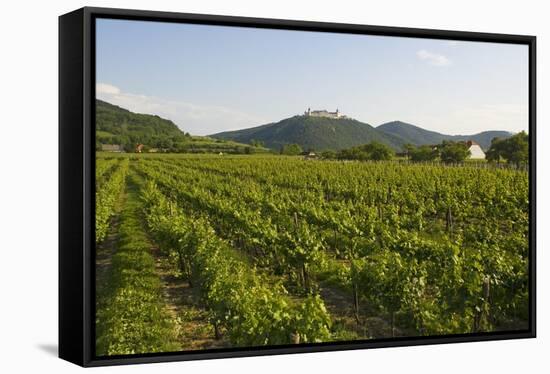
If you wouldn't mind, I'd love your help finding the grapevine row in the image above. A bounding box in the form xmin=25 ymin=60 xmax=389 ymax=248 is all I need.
xmin=140 ymin=177 xmax=333 ymax=345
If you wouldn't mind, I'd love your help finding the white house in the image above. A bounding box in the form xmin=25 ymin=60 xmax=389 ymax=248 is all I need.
xmin=466 ymin=140 xmax=485 ymax=159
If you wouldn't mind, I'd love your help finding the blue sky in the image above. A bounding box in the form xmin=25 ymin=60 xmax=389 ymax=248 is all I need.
xmin=96 ymin=18 xmax=528 ymax=136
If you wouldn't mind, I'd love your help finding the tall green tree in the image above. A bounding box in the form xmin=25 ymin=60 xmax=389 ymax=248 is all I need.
xmin=364 ymin=142 xmax=394 ymax=161
xmin=402 ymin=143 xmax=415 ymax=160
xmin=486 ymin=131 xmax=528 ymax=166
xmin=250 ymin=139 xmax=265 ymax=148
xmin=504 ymin=131 xmax=529 ymax=166
xmin=439 ymin=141 xmax=470 ymax=164
xmin=336 ymin=142 xmax=394 ymax=161
xmin=410 ymin=145 xmax=438 ymax=162
xmin=320 ymin=150 xmax=337 ymax=159
xmin=485 ymin=137 xmax=505 ymax=163
xmin=281 ymin=143 xmax=303 ymax=155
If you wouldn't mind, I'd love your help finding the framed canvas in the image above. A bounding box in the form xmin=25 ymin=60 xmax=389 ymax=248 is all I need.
xmin=59 ymin=6 xmax=536 ymax=367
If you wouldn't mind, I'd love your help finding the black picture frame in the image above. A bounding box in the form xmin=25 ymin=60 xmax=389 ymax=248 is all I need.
xmin=59 ymin=6 xmax=536 ymax=367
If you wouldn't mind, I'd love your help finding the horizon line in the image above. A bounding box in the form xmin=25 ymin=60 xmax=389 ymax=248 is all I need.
xmin=96 ymin=98 xmax=519 ymax=138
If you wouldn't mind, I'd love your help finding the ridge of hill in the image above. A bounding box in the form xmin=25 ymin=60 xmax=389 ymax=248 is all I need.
xmin=212 ymin=115 xmax=404 ymax=151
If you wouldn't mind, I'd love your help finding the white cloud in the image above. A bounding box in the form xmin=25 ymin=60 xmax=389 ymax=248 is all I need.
xmin=95 ymin=83 xmax=266 ymax=135
xmin=96 ymin=82 xmax=120 ymax=95
xmin=447 ymin=103 xmax=528 ymax=133
xmin=416 ymin=49 xmax=452 ymax=67
xmin=395 ymin=103 xmax=527 ymax=135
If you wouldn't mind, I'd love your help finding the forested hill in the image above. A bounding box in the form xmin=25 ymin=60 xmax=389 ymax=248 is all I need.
xmin=211 ymin=115 xmax=513 ymax=152
xmin=211 ymin=115 xmax=404 ymax=151
xmin=96 ymin=99 xmax=271 ymax=154
xmin=377 ymin=121 xmax=513 ymax=150
xmin=97 ymin=100 xmax=513 ymax=153
xmin=96 ymin=99 xmax=187 ymax=149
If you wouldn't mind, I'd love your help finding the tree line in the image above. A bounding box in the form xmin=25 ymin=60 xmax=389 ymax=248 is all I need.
xmin=312 ymin=131 xmax=529 ymax=165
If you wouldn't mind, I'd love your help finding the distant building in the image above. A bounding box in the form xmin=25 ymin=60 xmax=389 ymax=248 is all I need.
xmin=466 ymin=140 xmax=485 ymax=159
xmin=304 ymin=107 xmax=347 ymax=119
xmin=303 ymin=151 xmax=319 ymax=160
xmin=100 ymin=144 xmax=123 ymax=152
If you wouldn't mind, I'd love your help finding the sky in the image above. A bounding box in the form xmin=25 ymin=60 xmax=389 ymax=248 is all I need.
xmin=96 ymin=18 xmax=529 ymax=136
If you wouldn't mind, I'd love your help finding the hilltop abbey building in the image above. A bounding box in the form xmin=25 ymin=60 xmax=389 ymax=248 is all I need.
xmin=304 ymin=108 xmax=347 ymax=119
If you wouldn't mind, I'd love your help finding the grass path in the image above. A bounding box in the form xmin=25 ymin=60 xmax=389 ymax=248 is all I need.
xmin=95 ymin=184 xmax=126 ymax=334
xmin=95 ymin=170 xmax=180 ymax=356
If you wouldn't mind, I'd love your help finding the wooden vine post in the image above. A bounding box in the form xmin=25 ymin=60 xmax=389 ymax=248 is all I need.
xmin=293 ymin=211 xmax=310 ymax=292
xmin=446 ymin=206 xmax=453 ymax=233
xmin=473 ymin=277 xmax=491 ymax=332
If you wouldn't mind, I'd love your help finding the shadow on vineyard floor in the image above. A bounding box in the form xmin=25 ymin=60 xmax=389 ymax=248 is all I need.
xmin=150 ymin=246 xmax=229 ymax=350
xmin=127 ymin=167 xmax=229 ymax=350
xmin=96 ymin=189 xmax=126 ymax=309
xmin=319 ymin=282 xmax=412 ymax=339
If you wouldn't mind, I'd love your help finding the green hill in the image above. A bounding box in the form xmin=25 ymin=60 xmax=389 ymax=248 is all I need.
xmin=96 ymin=100 xmax=268 ymax=154
xmin=377 ymin=121 xmax=512 ymax=150
xmin=376 ymin=121 xmax=449 ymax=145
xmin=211 ymin=115 xmax=404 ymax=151
xmin=96 ymin=99 xmax=187 ymax=148
xmin=97 ymin=100 xmax=512 ymax=153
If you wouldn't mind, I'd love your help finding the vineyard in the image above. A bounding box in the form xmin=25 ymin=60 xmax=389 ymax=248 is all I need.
xmin=95 ymin=154 xmax=529 ymax=356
